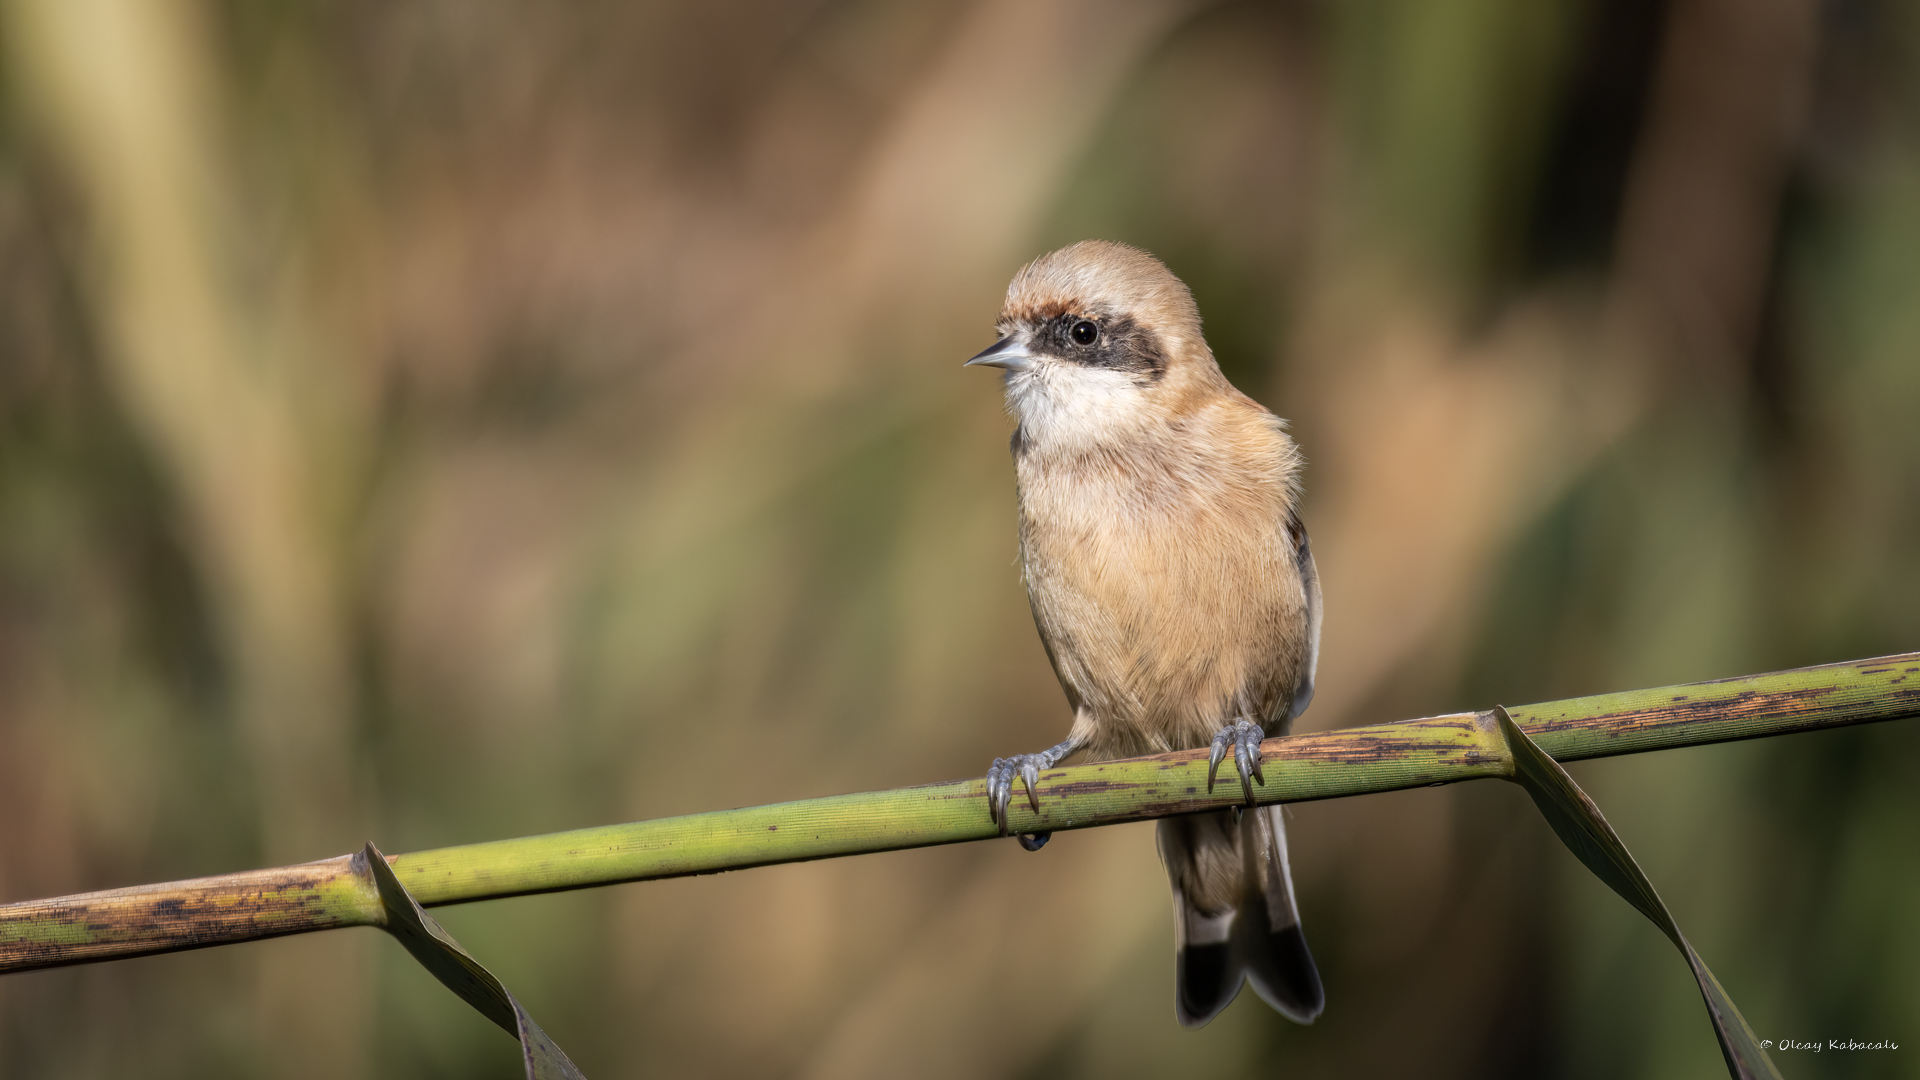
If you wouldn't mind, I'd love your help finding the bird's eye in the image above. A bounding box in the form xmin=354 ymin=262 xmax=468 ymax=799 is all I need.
xmin=1069 ymin=320 xmax=1098 ymax=346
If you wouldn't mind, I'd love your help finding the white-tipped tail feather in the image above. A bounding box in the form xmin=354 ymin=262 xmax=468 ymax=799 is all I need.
xmin=1158 ymin=805 xmax=1324 ymax=1027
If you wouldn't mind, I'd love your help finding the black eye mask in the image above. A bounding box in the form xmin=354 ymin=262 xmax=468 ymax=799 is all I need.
xmin=1036 ymin=312 xmax=1167 ymax=381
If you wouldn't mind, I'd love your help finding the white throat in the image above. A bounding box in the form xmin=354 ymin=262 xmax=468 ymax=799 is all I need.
xmin=1004 ymin=361 xmax=1158 ymax=457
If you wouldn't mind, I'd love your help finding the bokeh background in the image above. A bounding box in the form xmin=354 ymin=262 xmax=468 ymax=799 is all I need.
xmin=0 ymin=0 xmax=1915 ymax=1076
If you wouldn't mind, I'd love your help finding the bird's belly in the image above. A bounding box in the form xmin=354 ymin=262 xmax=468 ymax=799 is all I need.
xmin=1021 ymin=515 xmax=1302 ymax=759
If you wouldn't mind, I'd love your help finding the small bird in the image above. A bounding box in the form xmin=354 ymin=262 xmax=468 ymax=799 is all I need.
xmin=966 ymin=240 xmax=1324 ymax=1027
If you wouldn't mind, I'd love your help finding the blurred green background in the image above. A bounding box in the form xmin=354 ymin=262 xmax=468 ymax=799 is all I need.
xmin=0 ymin=0 xmax=1915 ymax=1076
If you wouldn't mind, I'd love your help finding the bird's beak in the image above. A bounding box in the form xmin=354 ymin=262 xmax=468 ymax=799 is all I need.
xmin=964 ymin=336 xmax=1034 ymax=372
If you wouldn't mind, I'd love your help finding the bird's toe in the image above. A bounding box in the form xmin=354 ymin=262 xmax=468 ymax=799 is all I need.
xmin=1019 ymin=757 xmax=1043 ymax=812
xmin=1208 ymin=718 xmax=1266 ymax=806
xmin=985 ymin=750 xmax=1062 ymax=842
xmin=987 ymin=758 xmax=1014 ymax=835
xmin=1207 ymin=728 xmax=1233 ymax=794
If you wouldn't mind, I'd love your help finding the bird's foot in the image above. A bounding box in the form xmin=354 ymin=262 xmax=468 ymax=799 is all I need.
xmin=1207 ymin=718 xmax=1267 ymax=806
xmin=986 ymin=738 xmax=1079 ymax=846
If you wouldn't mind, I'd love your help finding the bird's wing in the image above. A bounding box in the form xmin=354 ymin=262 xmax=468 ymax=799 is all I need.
xmin=1286 ymin=514 xmax=1322 ymax=723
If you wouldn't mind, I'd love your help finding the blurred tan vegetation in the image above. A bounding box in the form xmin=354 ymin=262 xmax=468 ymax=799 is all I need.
xmin=0 ymin=0 xmax=1915 ymax=1077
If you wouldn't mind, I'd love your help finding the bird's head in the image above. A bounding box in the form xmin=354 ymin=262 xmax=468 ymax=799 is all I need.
xmin=966 ymin=240 xmax=1226 ymax=453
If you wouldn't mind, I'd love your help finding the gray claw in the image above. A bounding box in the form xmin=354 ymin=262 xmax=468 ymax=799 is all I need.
xmin=987 ymin=758 xmax=1013 ymax=836
xmin=986 ymin=754 xmax=1033 ymax=836
xmin=1210 ymin=718 xmax=1266 ymax=807
xmin=1207 ymin=729 xmax=1232 ymax=793
xmin=985 ymin=738 xmax=1081 ymax=844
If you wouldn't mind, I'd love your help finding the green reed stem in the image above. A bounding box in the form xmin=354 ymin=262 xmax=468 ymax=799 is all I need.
xmin=2 ymin=652 xmax=1914 ymax=974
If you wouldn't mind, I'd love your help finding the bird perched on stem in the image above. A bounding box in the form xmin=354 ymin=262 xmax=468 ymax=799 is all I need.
xmin=966 ymin=240 xmax=1324 ymax=1027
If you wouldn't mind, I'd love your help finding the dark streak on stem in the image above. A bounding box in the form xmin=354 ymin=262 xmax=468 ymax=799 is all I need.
xmin=0 ymin=856 xmax=379 ymax=971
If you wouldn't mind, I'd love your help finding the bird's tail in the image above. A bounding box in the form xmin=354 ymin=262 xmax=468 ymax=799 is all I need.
xmin=1156 ymin=805 xmax=1324 ymax=1028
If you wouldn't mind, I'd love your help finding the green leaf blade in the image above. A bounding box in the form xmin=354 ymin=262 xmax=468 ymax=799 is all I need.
xmin=362 ymin=843 xmax=588 ymax=1080
xmin=1493 ymin=707 xmax=1780 ymax=1080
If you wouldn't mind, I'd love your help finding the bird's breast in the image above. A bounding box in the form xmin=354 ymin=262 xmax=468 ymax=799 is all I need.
xmin=1014 ymin=443 xmax=1306 ymax=757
